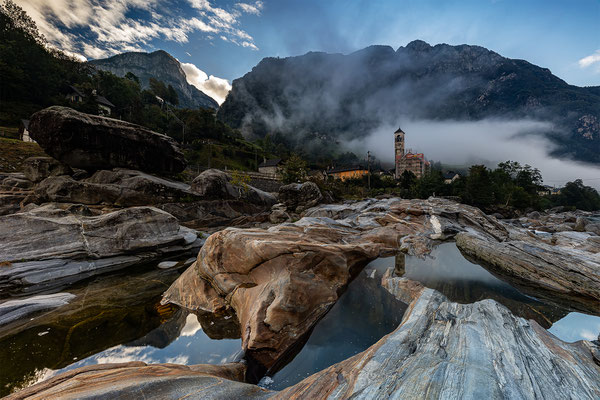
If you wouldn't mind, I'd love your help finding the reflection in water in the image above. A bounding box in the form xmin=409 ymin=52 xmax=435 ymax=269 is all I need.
xmin=3 ymin=242 xmax=600 ymax=396
xmin=265 ymin=267 xmax=407 ymax=391
xmin=0 ymin=264 xmax=239 ymax=397
xmin=380 ymin=243 xmax=568 ymax=328
xmin=51 ymin=312 xmax=241 ymax=377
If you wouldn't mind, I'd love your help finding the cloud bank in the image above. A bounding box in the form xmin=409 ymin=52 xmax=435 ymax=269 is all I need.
xmin=348 ymin=119 xmax=600 ymax=189
xmin=180 ymin=61 xmax=232 ymax=104
xmin=15 ymin=0 xmax=263 ymax=59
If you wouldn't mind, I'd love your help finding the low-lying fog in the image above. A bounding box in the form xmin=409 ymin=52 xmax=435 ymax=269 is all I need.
xmin=349 ymin=119 xmax=600 ymax=190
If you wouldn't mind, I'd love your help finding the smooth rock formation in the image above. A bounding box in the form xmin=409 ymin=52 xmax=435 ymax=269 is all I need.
xmin=23 ymin=157 xmax=72 ymax=183
xmin=4 ymin=362 xmax=271 ymax=400
xmin=274 ymin=275 xmax=600 ymax=399
xmin=163 ymin=198 xmax=510 ymax=370
xmin=28 ymin=106 xmax=186 ymax=174
xmin=0 ymin=204 xmax=203 ymax=294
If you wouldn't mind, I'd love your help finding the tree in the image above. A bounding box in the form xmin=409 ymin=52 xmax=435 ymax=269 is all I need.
xmin=281 ymin=154 xmax=307 ymax=184
xmin=167 ymin=84 xmax=179 ymax=105
xmin=554 ymin=180 xmax=600 ymax=211
xmin=463 ymin=165 xmax=495 ymax=208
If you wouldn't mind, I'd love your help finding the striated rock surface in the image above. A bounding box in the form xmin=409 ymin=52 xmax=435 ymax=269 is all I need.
xmin=274 ymin=276 xmax=600 ymax=400
xmin=4 ymin=362 xmax=271 ymax=400
xmin=0 ymin=204 xmax=202 ymax=295
xmin=456 ymin=229 xmax=600 ymax=313
xmin=0 ymin=172 xmax=33 ymax=216
xmin=28 ymin=106 xmax=186 ymax=174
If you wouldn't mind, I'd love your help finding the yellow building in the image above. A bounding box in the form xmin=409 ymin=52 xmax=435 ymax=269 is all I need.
xmin=327 ymin=166 xmax=369 ymax=181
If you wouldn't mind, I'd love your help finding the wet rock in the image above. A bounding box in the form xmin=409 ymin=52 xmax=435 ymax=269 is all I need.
xmin=276 ymin=283 xmax=600 ymax=400
xmin=0 ymin=204 xmax=203 ymax=294
xmin=28 ymin=106 xmax=186 ymax=174
xmin=23 ymin=157 xmax=72 ymax=183
xmin=5 ymin=362 xmax=271 ymax=400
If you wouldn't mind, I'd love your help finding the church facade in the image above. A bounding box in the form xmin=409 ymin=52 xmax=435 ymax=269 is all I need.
xmin=394 ymin=127 xmax=430 ymax=179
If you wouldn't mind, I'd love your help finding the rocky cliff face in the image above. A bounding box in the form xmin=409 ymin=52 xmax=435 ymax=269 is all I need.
xmin=90 ymin=50 xmax=218 ymax=110
xmin=218 ymin=40 xmax=600 ymax=163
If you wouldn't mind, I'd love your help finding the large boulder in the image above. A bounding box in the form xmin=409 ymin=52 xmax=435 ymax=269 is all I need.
xmin=191 ymin=169 xmax=276 ymax=208
xmin=278 ymin=181 xmax=326 ymax=214
xmin=22 ymin=157 xmax=72 ymax=183
xmin=28 ymin=106 xmax=186 ymax=174
xmin=0 ymin=204 xmax=202 ymax=294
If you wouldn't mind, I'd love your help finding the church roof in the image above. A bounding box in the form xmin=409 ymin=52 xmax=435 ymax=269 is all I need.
xmin=394 ymin=127 xmax=404 ymax=133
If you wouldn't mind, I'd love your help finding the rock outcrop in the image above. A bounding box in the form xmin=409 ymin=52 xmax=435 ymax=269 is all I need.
xmin=274 ymin=276 xmax=600 ymax=400
xmin=33 ymin=169 xmax=198 ymax=207
xmin=191 ymin=169 xmax=276 ymax=208
xmin=0 ymin=172 xmax=32 ymax=216
xmin=28 ymin=107 xmax=186 ymax=174
xmin=4 ymin=362 xmax=271 ymax=400
xmin=277 ymin=182 xmax=325 ymax=214
xmin=0 ymin=204 xmax=202 ymax=295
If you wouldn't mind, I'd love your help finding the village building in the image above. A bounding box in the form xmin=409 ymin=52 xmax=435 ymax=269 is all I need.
xmin=258 ymin=158 xmax=283 ymax=176
xmin=66 ymin=85 xmax=115 ymax=116
xmin=443 ymin=171 xmax=461 ymax=184
xmin=394 ymin=127 xmax=430 ymax=179
xmin=19 ymin=119 xmax=35 ymax=143
xmin=327 ymin=165 xmax=369 ymax=181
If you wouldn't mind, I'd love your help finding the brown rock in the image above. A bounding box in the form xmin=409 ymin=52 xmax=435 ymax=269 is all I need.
xmin=23 ymin=157 xmax=72 ymax=183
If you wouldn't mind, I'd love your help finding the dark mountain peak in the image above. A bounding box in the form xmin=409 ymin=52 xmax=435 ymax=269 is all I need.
xmin=403 ymin=39 xmax=432 ymax=52
xmin=90 ymin=50 xmax=218 ymax=109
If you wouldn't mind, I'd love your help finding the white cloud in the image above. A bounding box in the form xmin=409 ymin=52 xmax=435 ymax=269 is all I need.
xmin=348 ymin=119 xmax=600 ymax=189
xmin=15 ymin=0 xmax=262 ymax=59
xmin=578 ymin=50 xmax=600 ymax=70
xmin=180 ymin=61 xmax=232 ymax=104
xmin=236 ymin=1 xmax=264 ymax=15
xmin=180 ymin=313 xmax=202 ymax=337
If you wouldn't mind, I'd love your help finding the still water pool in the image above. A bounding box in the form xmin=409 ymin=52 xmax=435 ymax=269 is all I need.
xmin=2 ymin=242 xmax=599 ymax=396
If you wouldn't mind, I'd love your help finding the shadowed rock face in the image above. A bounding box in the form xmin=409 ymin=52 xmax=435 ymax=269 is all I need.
xmin=274 ymin=276 xmax=600 ymax=400
xmin=29 ymin=106 xmax=186 ymax=174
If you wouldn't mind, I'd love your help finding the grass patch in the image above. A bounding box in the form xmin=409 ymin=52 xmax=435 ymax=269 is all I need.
xmin=0 ymin=137 xmax=48 ymax=172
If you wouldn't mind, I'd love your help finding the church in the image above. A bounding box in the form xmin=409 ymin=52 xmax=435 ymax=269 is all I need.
xmin=394 ymin=127 xmax=430 ymax=179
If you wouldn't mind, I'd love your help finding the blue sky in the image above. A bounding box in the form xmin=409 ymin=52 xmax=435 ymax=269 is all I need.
xmin=16 ymin=0 xmax=600 ymax=101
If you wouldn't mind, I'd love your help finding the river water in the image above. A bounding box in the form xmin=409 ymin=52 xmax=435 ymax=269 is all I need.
xmin=1 ymin=243 xmax=599 ymax=396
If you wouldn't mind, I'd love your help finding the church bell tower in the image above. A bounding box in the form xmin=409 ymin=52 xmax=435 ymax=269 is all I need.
xmin=394 ymin=127 xmax=405 ymax=179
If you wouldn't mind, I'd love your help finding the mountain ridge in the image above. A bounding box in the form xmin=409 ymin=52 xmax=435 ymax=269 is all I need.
xmin=218 ymin=40 xmax=600 ymax=163
xmin=89 ymin=50 xmax=218 ymax=110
